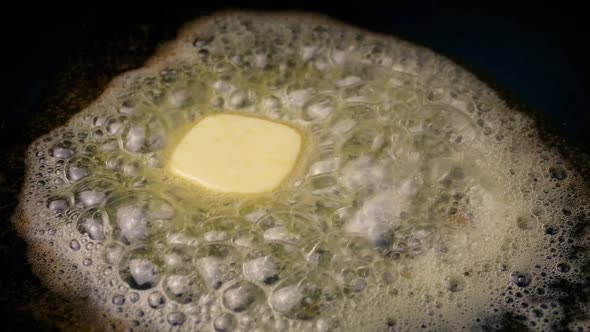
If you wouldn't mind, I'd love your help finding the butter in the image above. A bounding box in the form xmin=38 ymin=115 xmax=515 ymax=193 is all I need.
xmin=167 ymin=114 xmax=302 ymax=194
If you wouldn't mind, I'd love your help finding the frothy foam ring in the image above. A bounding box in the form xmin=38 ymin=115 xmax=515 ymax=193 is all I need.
xmin=13 ymin=11 xmax=590 ymax=331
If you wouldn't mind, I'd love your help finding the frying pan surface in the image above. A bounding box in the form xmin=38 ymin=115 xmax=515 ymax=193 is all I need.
xmin=0 ymin=1 xmax=588 ymax=330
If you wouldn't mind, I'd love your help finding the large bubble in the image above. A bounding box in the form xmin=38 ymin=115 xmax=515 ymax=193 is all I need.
xmin=13 ymin=11 xmax=590 ymax=331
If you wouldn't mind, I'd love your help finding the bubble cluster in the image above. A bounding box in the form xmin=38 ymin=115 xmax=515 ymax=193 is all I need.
xmin=14 ymin=12 xmax=590 ymax=331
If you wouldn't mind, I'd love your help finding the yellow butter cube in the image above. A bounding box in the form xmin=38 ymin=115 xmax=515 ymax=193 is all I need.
xmin=167 ymin=114 xmax=302 ymax=194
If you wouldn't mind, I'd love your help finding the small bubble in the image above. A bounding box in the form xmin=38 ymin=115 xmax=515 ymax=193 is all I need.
xmin=386 ymin=318 xmax=397 ymax=328
xmin=222 ymin=281 xmax=263 ymax=312
xmin=556 ymin=262 xmax=571 ymax=273
xmin=213 ymin=313 xmax=236 ymax=332
xmin=82 ymin=258 xmax=93 ymax=266
xmin=119 ymin=99 xmax=136 ymax=114
xmin=47 ymin=197 xmax=68 ymax=212
xmin=129 ymin=292 xmax=140 ymax=303
xmin=510 ymin=272 xmax=531 ymax=287
xmin=549 ymin=166 xmax=567 ymax=180
xmin=51 ymin=146 xmax=73 ymax=160
xmin=167 ymin=312 xmax=186 ymax=326
xmin=229 ymin=91 xmax=248 ymax=108
xmin=112 ymin=294 xmax=125 ymax=306
xmin=148 ymin=291 xmax=166 ymax=309
xmin=193 ymin=35 xmax=214 ymax=48
xmin=104 ymin=243 xmax=124 ymax=264
xmin=545 ymin=226 xmax=559 ymax=235
xmin=69 ymin=239 xmax=81 ymax=251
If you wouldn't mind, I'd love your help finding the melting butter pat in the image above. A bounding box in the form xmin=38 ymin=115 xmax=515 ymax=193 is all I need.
xmin=167 ymin=114 xmax=302 ymax=194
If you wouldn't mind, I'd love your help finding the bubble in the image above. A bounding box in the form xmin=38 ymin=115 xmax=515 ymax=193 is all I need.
xmin=545 ymin=226 xmax=559 ymax=235
xmin=69 ymin=239 xmax=81 ymax=251
xmin=77 ymin=210 xmax=106 ymax=241
xmin=222 ymin=281 xmax=264 ymax=312
xmin=119 ymin=99 xmax=136 ymax=114
xmin=195 ymin=244 xmax=240 ymax=290
xmin=68 ymin=167 xmax=88 ymax=181
xmin=243 ymin=256 xmax=278 ymax=284
xmin=271 ymin=285 xmax=304 ymax=316
xmin=116 ymin=205 xmax=147 ymax=244
xmin=193 ymin=35 xmax=213 ymax=48
xmin=128 ymin=259 xmax=159 ymax=289
xmin=516 ymin=216 xmax=537 ymax=230
xmin=47 ymin=196 xmax=69 ymax=212
xmin=213 ymin=313 xmax=236 ymax=332
xmin=112 ymin=294 xmax=125 ymax=306
xmin=51 ymin=146 xmax=73 ymax=160
xmin=124 ymin=126 xmax=146 ymax=153
xmin=367 ymin=223 xmax=395 ymax=249
xmin=228 ymin=91 xmax=248 ymax=108
xmin=549 ymin=166 xmax=567 ymax=180
xmin=167 ymin=311 xmax=186 ymax=326
xmin=510 ymin=272 xmax=532 ymax=288
xmin=556 ymin=263 xmax=571 ymax=273
xmin=129 ymin=292 xmax=140 ymax=303
xmin=346 ymin=190 xmax=398 ymax=243
xmin=163 ymin=247 xmax=193 ymax=273
xmin=66 ymin=156 xmax=93 ymax=182
xmin=79 ymin=191 xmax=105 ymax=207
xmin=147 ymin=291 xmax=166 ymax=309
xmin=270 ymin=272 xmax=340 ymax=320
xmin=103 ymin=242 xmax=124 ymax=264
xmin=163 ymin=274 xmax=203 ymax=304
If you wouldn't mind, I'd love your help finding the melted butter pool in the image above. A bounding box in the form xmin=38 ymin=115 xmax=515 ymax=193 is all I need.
xmin=14 ymin=12 xmax=590 ymax=332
